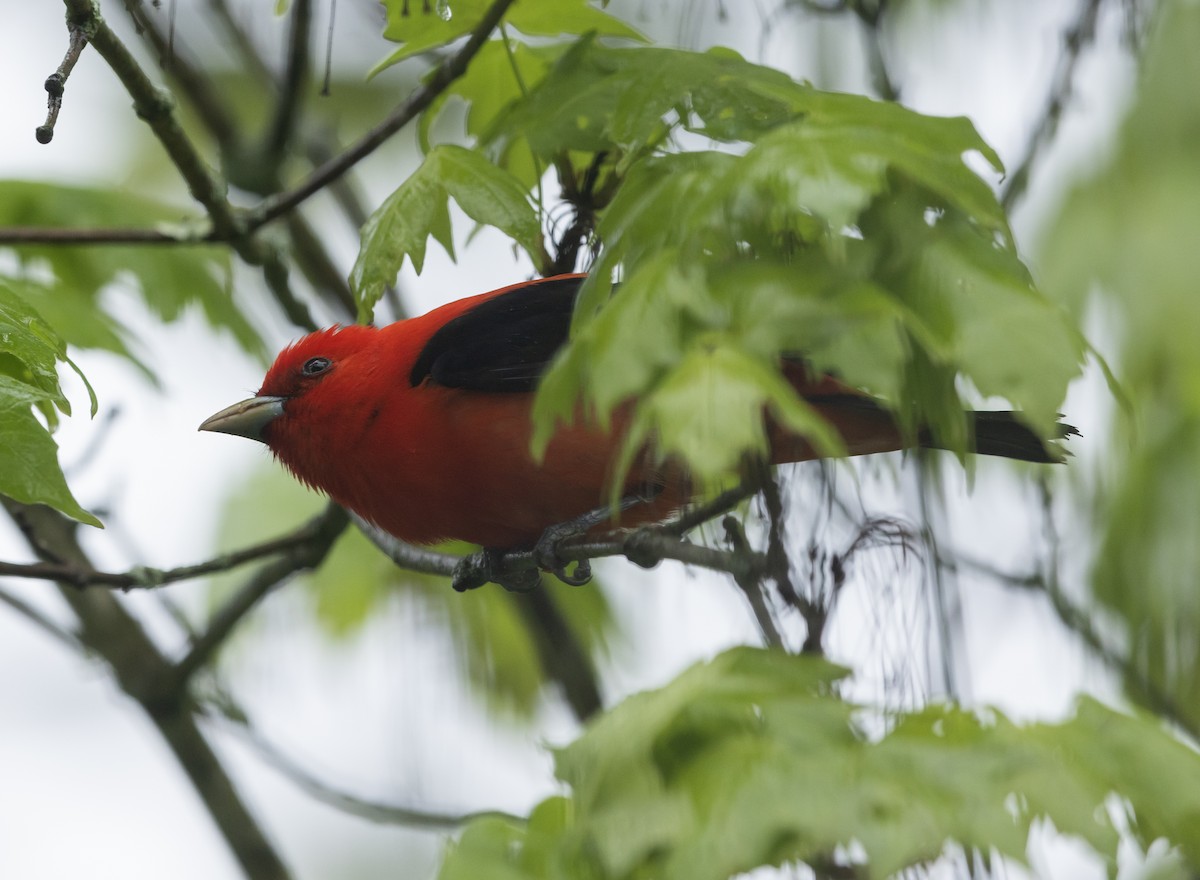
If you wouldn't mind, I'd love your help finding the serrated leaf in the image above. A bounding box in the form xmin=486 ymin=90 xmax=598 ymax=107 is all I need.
xmin=612 ymin=342 xmax=847 ymax=494
xmin=420 ymin=40 xmax=559 ymax=187
xmin=0 ymin=281 xmax=72 ymax=411
xmin=351 ymin=145 xmax=541 ymax=320
xmin=440 ymin=648 xmax=1200 ymax=880
xmin=0 ymin=374 xmax=99 ymax=528
xmin=489 ymin=43 xmax=811 ymax=160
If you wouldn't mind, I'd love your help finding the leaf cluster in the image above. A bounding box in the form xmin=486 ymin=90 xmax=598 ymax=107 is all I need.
xmin=1041 ymin=0 xmax=1200 ymax=737
xmin=354 ymin=8 xmax=1085 ymax=495
xmin=441 ymin=647 xmax=1200 ymax=880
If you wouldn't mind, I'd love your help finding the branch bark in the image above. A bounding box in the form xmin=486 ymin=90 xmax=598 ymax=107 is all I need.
xmin=2 ymin=499 xmax=293 ymax=880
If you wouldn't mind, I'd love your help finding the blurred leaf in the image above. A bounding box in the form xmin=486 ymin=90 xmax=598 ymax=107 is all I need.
xmin=0 ymin=281 xmax=100 ymax=526
xmin=611 ymin=339 xmax=847 ymax=497
xmin=351 ymin=144 xmax=543 ymax=320
xmin=0 ymin=181 xmax=262 ymax=360
xmin=440 ymin=648 xmax=1200 ymax=880
xmin=1040 ymin=0 xmax=1200 ymax=732
xmin=372 ymin=0 xmax=641 ymax=75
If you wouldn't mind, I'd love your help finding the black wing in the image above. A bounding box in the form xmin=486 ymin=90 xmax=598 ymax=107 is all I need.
xmin=409 ymin=275 xmax=585 ymax=392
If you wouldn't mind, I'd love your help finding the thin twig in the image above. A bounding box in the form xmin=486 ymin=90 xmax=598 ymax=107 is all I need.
xmin=943 ymin=550 xmax=1198 ymax=742
xmin=722 ymin=515 xmax=785 ymax=648
xmin=173 ymin=504 xmax=349 ymax=684
xmin=36 ymin=20 xmax=89 ymax=143
xmin=0 ymin=585 xmax=84 ymax=654
xmin=62 ymin=0 xmax=315 ymax=330
xmin=121 ymin=0 xmax=239 ymax=147
xmin=3 ymin=499 xmax=294 ymax=880
xmin=0 ymin=226 xmax=203 ymax=244
xmin=0 ymin=504 xmax=348 ymax=590
xmin=265 ymin=0 xmax=313 ymax=161
xmin=354 ymin=511 xmax=770 ymax=588
xmin=1000 ymin=0 xmax=1104 ymax=211
xmin=205 ymin=693 xmax=523 ymax=829
xmin=246 ymin=0 xmax=519 ymax=231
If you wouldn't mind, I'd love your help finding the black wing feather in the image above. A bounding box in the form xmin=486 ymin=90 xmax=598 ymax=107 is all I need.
xmin=409 ymin=275 xmax=585 ymax=392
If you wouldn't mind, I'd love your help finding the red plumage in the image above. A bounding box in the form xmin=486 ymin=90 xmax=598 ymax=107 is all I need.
xmin=201 ymin=275 xmax=1066 ymax=549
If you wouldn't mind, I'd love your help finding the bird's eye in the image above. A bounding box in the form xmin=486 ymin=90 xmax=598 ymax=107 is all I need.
xmin=301 ymin=357 xmax=332 ymax=377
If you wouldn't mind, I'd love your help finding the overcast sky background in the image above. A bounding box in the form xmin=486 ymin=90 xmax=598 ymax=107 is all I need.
xmin=0 ymin=1 xmax=1133 ymax=878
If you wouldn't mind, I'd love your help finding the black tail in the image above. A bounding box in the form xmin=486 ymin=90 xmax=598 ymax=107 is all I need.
xmin=924 ymin=409 xmax=1079 ymax=463
xmin=805 ymin=394 xmax=1077 ymax=463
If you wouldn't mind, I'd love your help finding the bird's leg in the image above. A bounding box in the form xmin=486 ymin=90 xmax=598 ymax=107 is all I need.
xmin=533 ymin=485 xmax=663 ymax=586
xmin=452 ymin=548 xmax=541 ymax=593
xmin=452 ymin=486 xmax=663 ymax=592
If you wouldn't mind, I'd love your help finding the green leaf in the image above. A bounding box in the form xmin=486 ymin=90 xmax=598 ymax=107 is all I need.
xmin=1039 ymin=0 xmax=1200 ymax=732
xmin=612 ymin=341 xmax=847 ymax=496
xmin=0 ymin=282 xmax=99 ymax=526
xmin=372 ymin=0 xmax=641 ymax=75
xmin=419 ymin=40 xmax=560 ymax=187
xmin=0 ymin=391 xmax=100 ymax=527
xmin=351 ymin=145 xmax=542 ymax=321
xmin=489 ymin=43 xmax=812 ymax=161
xmin=0 ymin=281 xmax=73 ymax=412
xmin=440 ymin=648 xmax=1200 ymax=880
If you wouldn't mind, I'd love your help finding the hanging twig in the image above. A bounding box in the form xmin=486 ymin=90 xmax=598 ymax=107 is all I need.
xmin=36 ymin=18 xmax=89 ymax=143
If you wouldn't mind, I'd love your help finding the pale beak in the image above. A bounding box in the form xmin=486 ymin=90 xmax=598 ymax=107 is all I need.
xmin=198 ymin=396 xmax=287 ymax=443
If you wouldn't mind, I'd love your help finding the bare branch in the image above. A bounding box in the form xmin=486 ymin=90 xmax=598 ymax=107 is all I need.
xmin=246 ymin=0 xmax=520 ymax=231
xmin=1001 ymin=0 xmax=1104 ymax=211
xmin=0 ymin=585 xmax=84 ymax=654
xmin=0 ymin=504 xmax=348 ymax=590
xmin=60 ymin=0 xmax=315 ymax=330
xmin=0 ymin=226 xmax=202 ymax=244
xmin=2 ymin=499 xmax=293 ymax=880
xmin=205 ymin=693 xmax=523 ymax=829
xmin=36 ymin=19 xmax=89 ymax=143
xmin=173 ymin=504 xmax=349 ymax=685
xmin=722 ymin=515 xmax=786 ymax=648
xmin=266 ymin=0 xmax=314 ymax=161
xmin=121 ymin=0 xmax=239 ymax=147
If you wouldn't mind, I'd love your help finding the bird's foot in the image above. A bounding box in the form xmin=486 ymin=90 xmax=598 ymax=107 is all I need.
xmin=533 ymin=521 xmax=593 ymax=586
xmin=452 ymin=548 xmax=540 ymax=593
xmin=452 ymin=487 xmax=664 ymax=592
xmin=532 ymin=486 xmax=664 ymax=587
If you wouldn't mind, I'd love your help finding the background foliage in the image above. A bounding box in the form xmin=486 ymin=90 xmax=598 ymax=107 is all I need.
xmin=1 ymin=0 xmax=1197 ymax=879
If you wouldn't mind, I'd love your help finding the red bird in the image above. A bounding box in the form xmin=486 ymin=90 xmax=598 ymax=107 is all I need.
xmin=201 ymin=275 xmax=1067 ymax=567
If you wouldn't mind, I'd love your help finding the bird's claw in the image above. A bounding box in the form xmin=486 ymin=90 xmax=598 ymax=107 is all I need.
xmin=452 ymin=548 xmax=540 ymax=593
xmin=533 ymin=521 xmax=592 ymax=587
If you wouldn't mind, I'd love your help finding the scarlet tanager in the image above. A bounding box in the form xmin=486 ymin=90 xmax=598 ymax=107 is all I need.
xmin=200 ymin=274 xmax=1071 ymax=552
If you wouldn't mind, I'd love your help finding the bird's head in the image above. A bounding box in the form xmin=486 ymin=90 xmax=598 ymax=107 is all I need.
xmin=199 ymin=325 xmax=376 ymax=445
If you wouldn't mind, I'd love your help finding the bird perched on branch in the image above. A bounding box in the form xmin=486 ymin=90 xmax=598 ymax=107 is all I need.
xmin=201 ymin=274 xmax=1073 ymax=587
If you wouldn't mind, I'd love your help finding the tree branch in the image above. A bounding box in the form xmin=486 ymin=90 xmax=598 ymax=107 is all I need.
xmin=36 ymin=17 xmax=89 ymax=144
xmin=2 ymin=499 xmax=293 ymax=880
xmin=206 ymin=692 xmax=523 ymax=829
xmin=0 ymin=584 xmax=84 ymax=654
xmin=1000 ymin=0 xmax=1104 ymax=211
xmin=173 ymin=504 xmax=349 ymax=686
xmin=245 ymin=0 xmax=519 ymax=231
xmin=0 ymin=503 xmax=348 ymax=590
xmin=265 ymin=0 xmax=313 ymax=162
